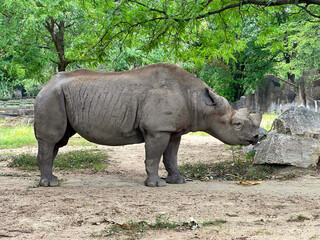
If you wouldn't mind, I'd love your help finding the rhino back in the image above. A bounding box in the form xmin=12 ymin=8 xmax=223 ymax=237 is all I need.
xmin=44 ymin=63 xmax=206 ymax=145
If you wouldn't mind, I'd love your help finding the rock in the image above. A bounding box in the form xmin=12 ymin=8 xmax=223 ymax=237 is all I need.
xmin=254 ymin=133 xmax=320 ymax=168
xmin=271 ymin=106 xmax=320 ymax=136
xmin=254 ymin=107 xmax=320 ymax=168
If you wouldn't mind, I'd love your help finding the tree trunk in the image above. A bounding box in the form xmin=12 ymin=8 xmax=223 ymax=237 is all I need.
xmin=45 ymin=17 xmax=70 ymax=72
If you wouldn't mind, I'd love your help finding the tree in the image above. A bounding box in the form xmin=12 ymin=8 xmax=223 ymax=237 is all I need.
xmin=1 ymin=0 xmax=319 ymax=99
xmin=0 ymin=0 xmax=94 ymax=77
xmin=86 ymin=0 xmax=320 ymax=63
xmin=258 ymin=7 xmax=320 ymax=83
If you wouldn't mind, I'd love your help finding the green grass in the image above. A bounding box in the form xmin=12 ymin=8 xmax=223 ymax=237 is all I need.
xmin=202 ymin=219 xmax=227 ymax=227
xmin=287 ymin=214 xmax=310 ymax=222
xmin=0 ymin=126 xmax=37 ymax=149
xmin=188 ymin=131 xmax=210 ymax=136
xmin=68 ymin=134 xmax=97 ymax=147
xmin=260 ymin=113 xmax=278 ymax=131
xmin=92 ymin=216 xmax=226 ymax=238
xmin=0 ymin=126 xmax=95 ymax=149
xmin=179 ymin=159 xmax=278 ymax=181
xmin=8 ymin=149 xmax=109 ymax=171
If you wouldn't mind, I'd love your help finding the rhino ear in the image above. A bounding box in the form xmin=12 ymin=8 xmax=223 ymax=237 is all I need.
xmin=237 ymin=108 xmax=249 ymax=116
xmin=252 ymin=112 xmax=263 ymax=127
xmin=202 ymin=88 xmax=220 ymax=106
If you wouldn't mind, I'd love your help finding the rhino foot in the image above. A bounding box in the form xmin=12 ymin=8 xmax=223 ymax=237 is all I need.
xmin=144 ymin=176 xmax=167 ymax=187
xmin=166 ymin=174 xmax=186 ymax=184
xmin=39 ymin=175 xmax=59 ymax=187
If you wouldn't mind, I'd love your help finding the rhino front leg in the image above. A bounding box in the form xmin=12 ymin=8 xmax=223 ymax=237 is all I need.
xmin=36 ymin=140 xmax=59 ymax=187
xmin=144 ymin=133 xmax=171 ymax=187
xmin=163 ymin=136 xmax=186 ymax=184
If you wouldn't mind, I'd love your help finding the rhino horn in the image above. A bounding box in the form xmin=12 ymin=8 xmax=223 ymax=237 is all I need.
xmin=202 ymin=88 xmax=226 ymax=110
xmin=251 ymin=112 xmax=262 ymax=127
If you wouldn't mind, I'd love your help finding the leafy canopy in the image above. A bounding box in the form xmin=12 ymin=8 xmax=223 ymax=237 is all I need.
xmin=0 ymin=0 xmax=319 ymax=99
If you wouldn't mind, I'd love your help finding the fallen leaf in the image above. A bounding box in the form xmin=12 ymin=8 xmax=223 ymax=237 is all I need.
xmin=236 ymin=181 xmax=261 ymax=186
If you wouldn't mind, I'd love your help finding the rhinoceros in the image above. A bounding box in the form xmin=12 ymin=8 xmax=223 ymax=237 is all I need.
xmin=34 ymin=63 xmax=261 ymax=187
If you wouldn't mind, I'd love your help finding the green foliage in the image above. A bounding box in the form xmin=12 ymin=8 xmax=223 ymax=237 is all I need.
xmin=22 ymin=79 xmax=44 ymax=96
xmin=8 ymin=149 xmax=109 ymax=171
xmin=1 ymin=0 xmax=320 ymax=98
xmin=257 ymin=6 xmax=320 ymax=81
xmin=198 ymin=62 xmax=237 ymax=101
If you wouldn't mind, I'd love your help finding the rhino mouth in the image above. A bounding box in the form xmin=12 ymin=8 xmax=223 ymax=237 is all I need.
xmin=249 ymin=135 xmax=259 ymax=145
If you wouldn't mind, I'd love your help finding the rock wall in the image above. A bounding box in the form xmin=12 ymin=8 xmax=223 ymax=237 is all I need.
xmin=0 ymin=100 xmax=34 ymax=126
xmin=296 ymin=69 xmax=320 ymax=111
xmin=232 ymin=70 xmax=320 ymax=113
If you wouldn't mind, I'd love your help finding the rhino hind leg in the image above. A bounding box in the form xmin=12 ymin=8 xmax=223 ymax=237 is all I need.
xmin=163 ymin=136 xmax=186 ymax=184
xmin=36 ymin=123 xmax=75 ymax=187
xmin=36 ymin=140 xmax=59 ymax=186
xmin=144 ymin=133 xmax=171 ymax=187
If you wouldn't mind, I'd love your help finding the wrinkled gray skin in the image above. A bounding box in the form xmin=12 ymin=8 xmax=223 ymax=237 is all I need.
xmin=34 ymin=63 xmax=262 ymax=187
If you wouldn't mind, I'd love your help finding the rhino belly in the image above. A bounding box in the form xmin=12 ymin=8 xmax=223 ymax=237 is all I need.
xmin=63 ymin=81 xmax=144 ymax=146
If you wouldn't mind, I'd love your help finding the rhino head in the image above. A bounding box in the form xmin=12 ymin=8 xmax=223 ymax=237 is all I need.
xmin=201 ymin=88 xmax=262 ymax=145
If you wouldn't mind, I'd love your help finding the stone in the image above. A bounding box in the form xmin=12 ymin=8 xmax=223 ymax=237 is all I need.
xmin=296 ymin=69 xmax=320 ymax=111
xmin=254 ymin=75 xmax=296 ymax=113
xmin=254 ymin=107 xmax=320 ymax=168
xmin=271 ymin=106 xmax=320 ymax=136
xmin=254 ymin=133 xmax=320 ymax=168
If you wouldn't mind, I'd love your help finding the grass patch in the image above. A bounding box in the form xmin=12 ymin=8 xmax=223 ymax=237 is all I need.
xmin=179 ymin=159 xmax=278 ymax=181
xmin=8 ymin=154 xmax=38 ymax=170
xmin=260 ymin=113 xmax=278 ymax=131
xmin=202 ymin=219 xmax=227 ymax=227
xmin=92 ymin=216 xmax=226 ymax=238
xmin=68 ymin=134 xmax=97 ymax=147
xmin=0 ymin=125 xmax=95 ymax=149
xmin=8 ymin=149 xmax=108 ymax=171
xmin=0 ymin=126 xmax=37 ymax=149
xmin=96 ymin=216 xmax=186 ymax=239
xmin=188 ymin=131 xmax=210 ymax=136
xmin=287 ymin=214 xmax=310 ymax=222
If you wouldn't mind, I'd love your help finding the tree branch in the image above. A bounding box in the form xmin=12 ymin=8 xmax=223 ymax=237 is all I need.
xmin=296 ymin=4 xmax=320 ymax=18
xmin=128 ymin=0 xmax=167 ymax=15
xmin=176 ymin=0 xmax=320 ymax=22
xmin=264 ymin=74 xmax=298 ymax=88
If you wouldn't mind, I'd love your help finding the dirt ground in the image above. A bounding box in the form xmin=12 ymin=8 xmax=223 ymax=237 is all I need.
xmin=1 ymin=135 xmax=320 ymax=240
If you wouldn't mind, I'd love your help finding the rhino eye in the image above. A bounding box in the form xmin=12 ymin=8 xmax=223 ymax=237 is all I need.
xmin=232 ymin=121 xmax=243 ymax=129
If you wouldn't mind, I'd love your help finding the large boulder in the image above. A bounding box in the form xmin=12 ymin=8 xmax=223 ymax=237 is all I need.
xmin=254 ymin=107 xmax=320 ymax=168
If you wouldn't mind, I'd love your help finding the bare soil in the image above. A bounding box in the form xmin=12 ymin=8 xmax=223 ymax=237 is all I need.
xmin=1 ymin=135 xmax=320 ymax=240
